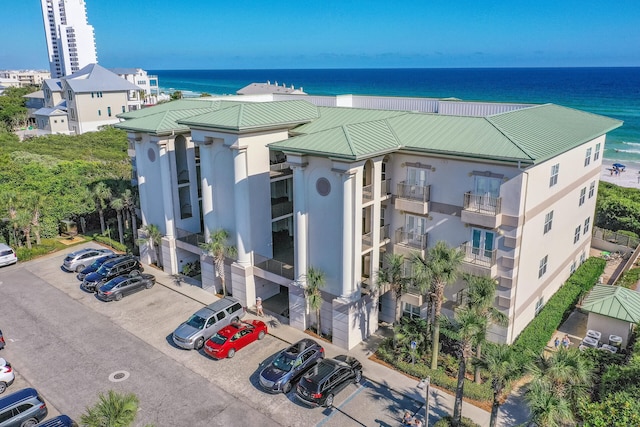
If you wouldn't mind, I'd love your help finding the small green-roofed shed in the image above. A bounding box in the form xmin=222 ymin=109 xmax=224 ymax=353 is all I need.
xmin=581 ymin=284 xmax=640 ymax=347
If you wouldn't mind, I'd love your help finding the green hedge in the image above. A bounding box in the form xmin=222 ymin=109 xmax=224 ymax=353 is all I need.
xmin=93 ymin=235 xmax=128 ymax=253
xmin=376 ymin=345 xmax=493 ymax=402
xmin=433 ymin=416 xmax=482 ymax=427
xmin=512 ymin=257 xmax=605 ymax=364
xmin=14 ymin=239 xmax=61 ymax=262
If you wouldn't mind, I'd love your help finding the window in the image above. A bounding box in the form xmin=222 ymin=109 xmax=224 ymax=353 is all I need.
xmin=570 ymin=261 xmax=577 ymax=274
xmin=67 ymin=90 xmax=73 ymax=100
xmin=471 ymin=228 xmax=496 ymax=260
xmin=107 ymin=107 xmax=112 ymax=117
xmin=594 ymin=143 xmax=601 ymax=161
xmin=402 ymin=302 xmax=421 ymax=319
xmin=579 ymin=187 xmax=586 ymax=206
xmin=91 ymin=92 xmax=94 ymax=98
xmin=584 ymin=217 xmax=590 ymax=234
xmin=574 ymin=225 xmax=581 ymax=243
xmin=584 ymin=148 xmax=592 ymax=166
xmin=588 ymin=181 xmax=595 ymax=198
xmin=539 ymin=255 xmax=548 ymax=278
xmin=535 ymin=297 xmax=544 ymax=316
xmin=544 ymin=211 xmax=554 ymax=234
xmin=122 ymin=105 xmax=126 ymax=113
xmin=580 ymin=252 xmax=586 ymax=264
xmin=549 ymin=164 xmax=559 ymax=187
xmin=98 ymin=109 xmax=101 ymax=116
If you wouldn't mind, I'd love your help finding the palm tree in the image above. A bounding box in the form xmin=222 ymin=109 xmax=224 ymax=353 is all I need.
xmin=441 ymin=308 xmax=486 ymax=425
xmin=377 ymin=253 xmax=413 ymax=325
xmin=80 ymin=390 xmax=139 ymax=427
xmin=463 ymin=274 xmax=508 ymax=383
xmin=122 ymin=188 xmax=138 ymax=242
xmin=199 ymin=229 xmax=237 ymax=296
xmin=476 ymin=343 xmax=520 ymax=427
xmin=110 ymin=195 xmax=125 ymax=245
xmin=526 ymin=381 xmax=574 ymax=427
xmin=413 ymin=240 xmax=464 ymax=370
xmin=137 ymin=224 xmax=163 ymax=267
xmin=93 ymin=182 xmax=112 ymax=234
xmin=305 ymin=267 xmax=326 ymax=336
xmin=3 ymin=192 xmax=20 ymax=246
xmin=26 ymin=193 xmax=45 ymax=245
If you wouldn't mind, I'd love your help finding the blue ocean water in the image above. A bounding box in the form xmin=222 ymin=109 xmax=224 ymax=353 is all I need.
xmin=150 ymin=68 xmax=640 ymax=162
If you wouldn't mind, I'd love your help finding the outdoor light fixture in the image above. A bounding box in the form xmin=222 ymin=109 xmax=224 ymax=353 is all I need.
xmin=417 ymin=377 xmax=430 ymax=426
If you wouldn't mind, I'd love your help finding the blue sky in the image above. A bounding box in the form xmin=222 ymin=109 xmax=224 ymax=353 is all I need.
xmin=2 ymin=0 xmax=639 ymax=70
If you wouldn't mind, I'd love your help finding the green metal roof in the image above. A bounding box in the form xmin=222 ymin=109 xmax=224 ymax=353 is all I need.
xmin=581 ymin=284 xmax=640 ymax=323
xmin=291 ymin=106 xmax=408 ymax=135
xmin=114 ymin=108 xmax=218 ymax=134
xmin=177 ymin=100 xmax=319 ymax=131
xmin=271 ymin=103 xmax=622 ymax=163
xmin=117 ymin=99 xmax=238 ymax=119
xmin=487 ymin=104 xmax=623 ymax=164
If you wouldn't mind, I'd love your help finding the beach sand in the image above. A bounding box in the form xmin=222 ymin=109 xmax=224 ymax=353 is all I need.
xmin=600 ymin=160 xmax=640 ymax=189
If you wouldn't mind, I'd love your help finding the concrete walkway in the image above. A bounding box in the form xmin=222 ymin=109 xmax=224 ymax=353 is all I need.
xmin=152 ymin=266 xmax=530 ymax=427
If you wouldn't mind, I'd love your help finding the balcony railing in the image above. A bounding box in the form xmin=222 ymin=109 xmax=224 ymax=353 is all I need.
xmin=255 ymin=257 xmax=295 ymax=280
xmin=271 ymin=199 xmax=293 ymax=218
xmin=176 ymin=228 xmax=206 ymax=247
xmin=363 ymin=184 xmax=373 ymax=201
xmin=380 ymin=224 xmax=390 ymax=240
xmin=362 ymin=231 xmax=373 ymax=249
xmin=460 ymin=242 xmax=497 ymax=267
xmin=380 ymin=179 xmax=391 ymax=197
xmin=395 ymin=228 xmax=428 ymax=250
xmin=463 ymin=192 xmax=502 ymax=215
xmin=396 ymin=181 xmax=431 ymax=202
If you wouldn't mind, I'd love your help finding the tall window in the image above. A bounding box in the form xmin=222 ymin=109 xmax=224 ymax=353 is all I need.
xmin=402 ymin=302 xmax=421 ymax=319
xmin=405 ymin=214 xmax=427 ymax=247
xmin=407 ymin=167 xmax=428 ymax=186
xmin=570 ymin=261 xmax=577 ymax=274
xmin=472 ymin=228 xmax=495 ymax=260
xmin=574 ymin=225 xmax=581 ymax=243
xmin=544 ymin=211 xmax=554 ymax=234
xmin=584 ymin=148 xmax=592 ymax=166
xmin=549 ymin=164 xmax=559 ymax=187
xmin=588 ymin=181 xmax=595 ymax=198
xmin=579 ymin=187 xmax=586 ymax=206
xmin=539 ymin=255 xmax=548 ymax=278
xmin=584 ymin=217 xmax=590 ymax=235
xmin=594 ymin=143 xmax=601 ymax=161
xmin=580 ymin=252 xmax=586 ymax=264
xmin=107 ymin=107 xmax=112 ymax=117
xmin=535 ymin=297 xmax=545 ymax=316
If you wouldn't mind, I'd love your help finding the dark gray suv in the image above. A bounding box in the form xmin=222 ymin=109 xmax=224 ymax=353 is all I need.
xmin=259 ymin=339 xmax=325 ymax=393
xmin=81 ymin=255 xmax=142 ymax=292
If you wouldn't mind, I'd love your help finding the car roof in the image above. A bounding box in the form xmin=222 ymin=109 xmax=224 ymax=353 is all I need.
xmin=205 ymin=296 xmax=241 ymax=311
xmin=0 ymin=243 xmax=12 ymax=251
xmin=305 ymin=359 xmax=340 ymax=382
xmin=69 ymin=248 xmax=95 ymax=256
xmin=217 ymin=322 xmax=249 ymax=337
xmin=285 ymin=338 xmax=319 ymax=355
xmin=102 ymin=255 xmax=133 ymax=267
xmin=36 ymin=415 xmax=75 ymax=427
xmin=0 ymin=388 xmax=40 ymax=406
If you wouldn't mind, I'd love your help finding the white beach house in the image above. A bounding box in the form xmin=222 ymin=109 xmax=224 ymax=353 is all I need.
xmin=115 ymin=94 xmax=621 ymax=349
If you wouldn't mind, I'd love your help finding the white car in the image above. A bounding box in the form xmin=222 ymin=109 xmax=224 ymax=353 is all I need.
xmin=0 ymin=358 xmax=15 ymax=394
xmin=0 ymin=244 xmax=17 ymax=267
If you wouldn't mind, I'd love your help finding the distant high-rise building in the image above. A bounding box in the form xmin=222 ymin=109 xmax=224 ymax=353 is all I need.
xmin=40 ymin=0 xmax=98 ymax=78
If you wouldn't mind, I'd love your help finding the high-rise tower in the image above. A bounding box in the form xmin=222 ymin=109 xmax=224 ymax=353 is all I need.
xmin=40 ymin=0 xmax=98 ymax=78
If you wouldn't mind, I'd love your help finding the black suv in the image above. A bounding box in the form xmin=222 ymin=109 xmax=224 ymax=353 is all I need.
xmin=81 ymin=255 xmax=142 ymax=292
xmin=76 ymin=253 xmax=120 ymax=281
xmin=295 ymin=355 xmax=362 ymax=407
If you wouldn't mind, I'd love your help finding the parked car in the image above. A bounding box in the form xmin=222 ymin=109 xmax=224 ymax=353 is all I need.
xmin=0 ymin=387 xmax=48 ymax=427
xmin=295 ymin=355 xmax=363 ymax=407
xmin=203 ymin=319 xmax=267 ymax=359
xmin=81 ymin=255 xmax=142 ymax=292
xmin=76 ymin=253 xmax=120 ymax=280
xmin=0 ymin=244 xmax=17 ymax=268
xmin=0 ymin=329 xmax=4 ymax=350
xmin=0 ymin=358 xmax=14 ymax=394
xmin=36 ymin=415 xmax=78 ymax=427
xmin=62 ymin=248 xmax=114 ymax=273
xmin=97 ymin=273 xmax=156 ymax=301
xmin=258 ymin=338 xmax=325 ymax=394
xmin=172 ymin=297 xmax=245 ymax=350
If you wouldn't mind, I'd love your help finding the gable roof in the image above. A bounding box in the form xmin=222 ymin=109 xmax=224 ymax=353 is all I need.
xmin=114 ymin=108 xmax=219 ymax=134
xmin=177 ymin=100 xmax=319 ymax=131
xmin=117 ymin=99 xmax=233 ymax=120
xmin=581 ymin=284 xmax=640 ymax=323
xmin=62 ymin=64 xmax=141 ymax=93
xmin=43 ymin=79 xmax=62 ymax=92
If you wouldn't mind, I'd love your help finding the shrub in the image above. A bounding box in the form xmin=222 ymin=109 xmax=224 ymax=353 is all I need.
xmin=511 ymin=257 xmax=605 ymax=365
xmin=433 ymin=415 xmax=482 ymax=426
xmin=93 ymin=235 xmax=128 ymax=253
xmin=617 ymin=267 xmax=640 ymax=289
xmin=14 ymin=239 xmax=64 ymax=261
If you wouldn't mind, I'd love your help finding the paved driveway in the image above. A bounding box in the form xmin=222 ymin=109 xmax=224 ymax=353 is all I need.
xmin=0 ymin=246 xmax=429 ymax=426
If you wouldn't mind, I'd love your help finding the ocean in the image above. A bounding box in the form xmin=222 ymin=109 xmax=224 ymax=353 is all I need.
xmin=150 ymin=67 xmax=640 ymax=162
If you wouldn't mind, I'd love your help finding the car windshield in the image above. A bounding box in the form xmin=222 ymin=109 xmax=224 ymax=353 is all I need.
xmin=96 ymin=265 xmax=111 ymax=275
xmin=0 ymin=250 xmax=12 ymax=256
xmin=186 ymin=315 xmax=207 ymax=329
xmin=90 ymin=258 xmax=105 ymax=268
xmin=209 ymin=333 xmax=227 ymax=345
xmin=272 ymin=352 xmax=296 ymax=372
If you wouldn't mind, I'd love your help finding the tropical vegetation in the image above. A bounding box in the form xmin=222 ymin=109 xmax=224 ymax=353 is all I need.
xmin=80 ymin=390 xmax=140 ymax=427
xmin=305 ymin=266 xmax=326 ymax=336
xmin=199 ymin=229 xmax=237 ymax=296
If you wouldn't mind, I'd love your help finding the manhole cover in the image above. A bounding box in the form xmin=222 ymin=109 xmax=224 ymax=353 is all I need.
xmin=108 ymin=370 xmax=130 ymax=382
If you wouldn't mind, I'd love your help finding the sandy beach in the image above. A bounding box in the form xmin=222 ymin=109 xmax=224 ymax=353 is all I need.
xmin=600 ymin=160 xmax=640 ymax=189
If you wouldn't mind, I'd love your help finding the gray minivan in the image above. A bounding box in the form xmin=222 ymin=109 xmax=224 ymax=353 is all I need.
xmin=172 ymin=297 xmax=245 ymax=350
xmin=0 ymin=387 xmax=48 ymax=427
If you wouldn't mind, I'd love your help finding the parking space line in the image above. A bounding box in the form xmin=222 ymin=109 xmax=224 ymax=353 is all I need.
xmin=316 ymin=380 xmax=369 ymax=427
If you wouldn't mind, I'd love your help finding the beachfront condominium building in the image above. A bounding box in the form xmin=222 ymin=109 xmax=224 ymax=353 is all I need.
xmin=115 ymin=94 xmax=621 ymax=349
xmin=35 ymin=63 xmax=142 ymax=135
xmin=0 ymin=70 xmax=51 ymax=87
xmin=110 ymin=68 xmax=160 ymax=105
xmin=41 ymin=0 xmax=98 ymax=78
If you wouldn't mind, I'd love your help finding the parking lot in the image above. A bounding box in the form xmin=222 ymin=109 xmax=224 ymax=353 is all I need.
xmin=0 ymin=244 xmax=427 ymax=426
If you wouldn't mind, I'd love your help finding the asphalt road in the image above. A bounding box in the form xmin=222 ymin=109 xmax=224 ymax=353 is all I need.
xmin=0 ymin=248 xmax=426 ymax=427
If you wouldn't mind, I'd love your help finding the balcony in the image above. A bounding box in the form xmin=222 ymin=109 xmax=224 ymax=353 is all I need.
xmin=255 ymin=257 xmax=295 ymax=280
xmin=269 ymin=161 xmax=292 ymax=178
xmin=362 ymin=184 xmax=373 ymax=202
xmin=395 ymin=181 xmax=431 ymax=215
xmin=380 ymin=179 xmax=391 ymax=197
xmin=461 ymin=192 xmax=503 ymax=228
xmin=176 ymin=228 xmax=206 ymax=251
xmin=394 ymin=227 xmax=428 ymax=258
xmin=271 ymin=198 xmax=293 ymax=219
xmin=459 ymin=242 xmax=498 ymax=277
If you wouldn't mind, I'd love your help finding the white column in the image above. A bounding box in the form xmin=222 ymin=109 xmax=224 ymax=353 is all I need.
xmin=371 ymin=159 xmax=382 ymax=280
xmin=232 ymin=146 xmax=251 ymax=266
xmin=199 ymin=141 xmax=214 ymax=239
xmin=132 ymin=137 xmax=149 ymax=226
xmin=292 ymin=164 xmax=308 ymax=283
xmin=342 ymin=171 xmax=356 ymax=298
xmin=158 ymin=142 xmax=175 ymax=238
